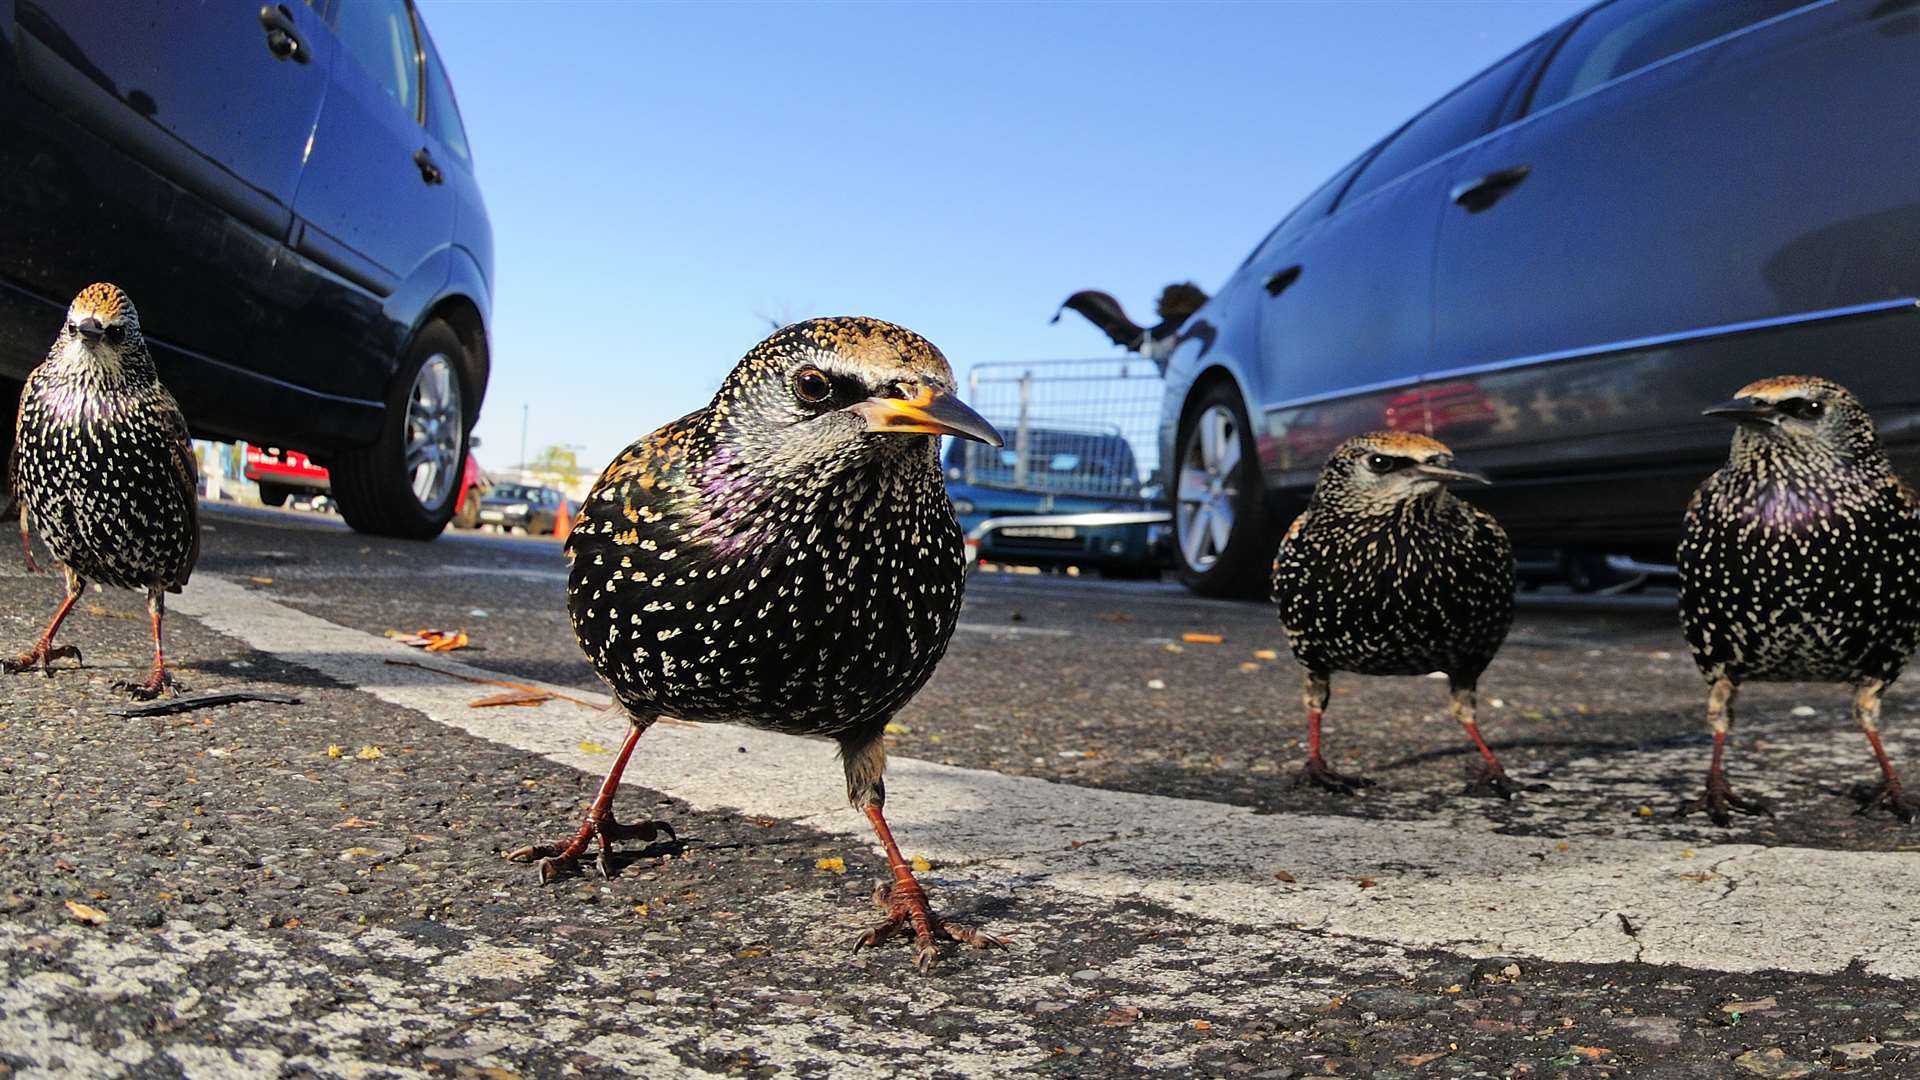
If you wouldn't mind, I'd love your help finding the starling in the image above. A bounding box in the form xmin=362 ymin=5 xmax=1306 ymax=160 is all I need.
xmin=509 ymin=317 xmax=1005 ymax=969
xmin=1678 ymin=376 xmax=1920 ymax=824
xmin=6 ymin=284 xmax=198 ymax=699
xmin=1272 ymin=432 xmax=1518 ymax=797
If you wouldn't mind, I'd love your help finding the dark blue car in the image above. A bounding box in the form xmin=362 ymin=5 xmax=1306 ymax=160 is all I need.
xmin=0 ymin=0 xmax=491 ymax=538
xmin=946 ymin=430 xmax=1168 ymax=577
xmin=1159 ymin=0 xmax=1920 ymax=595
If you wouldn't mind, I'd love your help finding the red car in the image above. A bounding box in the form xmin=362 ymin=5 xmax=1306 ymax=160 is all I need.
xmin=246 ymin=444 xmax=488 ymax=524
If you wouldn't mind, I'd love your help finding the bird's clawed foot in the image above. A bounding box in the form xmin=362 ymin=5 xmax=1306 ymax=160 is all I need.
xmin=1464 ymin=763 xmax=1518 ymax=800
xmin=113 ymin=668 xmax=180 ymax=700
xmin=1851 ymin=778 xmax=1917 ymax=824
xmin=507 ymin=811 xmax=676 ymax=882
xmin=1679 ymin=774 xmax=1772 ymax=827
xmin=1293 ymin=755 xmax=1375 ymax=796
xmin=853 ymin=878 xmax=1005 ymax=972
xmin=3 ymin=642 xmax=81 ymax=676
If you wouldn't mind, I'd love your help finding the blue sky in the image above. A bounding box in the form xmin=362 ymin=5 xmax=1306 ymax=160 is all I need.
xmin=421 ymin=0 xmax=1584 ymax=474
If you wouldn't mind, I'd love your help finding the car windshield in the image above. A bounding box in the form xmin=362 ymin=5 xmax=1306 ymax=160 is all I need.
xmin=945 ymin=430 xmax=1142 ymax=499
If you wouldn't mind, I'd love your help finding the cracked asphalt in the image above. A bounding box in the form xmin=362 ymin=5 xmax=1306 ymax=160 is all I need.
xmin=3 ymin=502 xmax=1919 ymax=1078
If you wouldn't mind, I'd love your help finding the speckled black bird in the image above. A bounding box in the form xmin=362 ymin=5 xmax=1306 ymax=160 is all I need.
xmin=1272 ymin=432 xmax=1518 ymax=797
xmin=1678 ymin=376 xmax=1920 ymax=825
xmin=7 ymin=283 xmax=198 ymax=699
xmin=508 ymin=317 xmax=1005 ymax=969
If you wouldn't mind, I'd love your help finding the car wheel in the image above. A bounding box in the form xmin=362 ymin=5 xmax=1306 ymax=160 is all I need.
xmin=1172 ymin=380 xmax=1278 ymax=598
xmin=331 ymin=321 xmax=471 ymax=540
xmin=256 ymin=482 xmax=291 ymax=508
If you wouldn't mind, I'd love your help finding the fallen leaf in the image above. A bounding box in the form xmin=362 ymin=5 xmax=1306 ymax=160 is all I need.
xmin=249 ymin=576 xmax=274 ymax=586
xmin=1238 ymin=662 xmax=1260 ymax=672
xmin=911 ymin=855 xmax=932 ymax=872
xmin=1400 ymin=1052 xmax=1448 ymax=1067
xmin=1636 ymin=805 xmax=1653 ymax=817
xmin=1357 ymin=878 xmax=1377 ymax=889
xmin=355 ymin=745 xmax=384 ymax=761
xmin=883 ymin=722 xmax=911 ymax=735
xmin=1191 ymin=1020 xmax=1212 ymax=1031
xmin=64 ymin=900 xmax=109 ymax=925
xmin=1722 ymin=996 xmax=1778 ymax=1014
xmin=326 ymin=744 xmax=344 ymax=759
xmin=1273 ymin=870 xmax=1297 ymax=883
xmin=1162 ymin=643 xmax=1185 ymax=653
xmin=578 ymin=740 xmax=610 ymax=754
xmin=814 ymin=857 xmax=846 ymax=874
xmin=424 ymin=629 xmax=469 ymax=652
xmin=470 ymin=689 xmax=552 ymax=708
xmin=339 ymin=847 xmax=383 ymax=860
xmin=332 ymin=817 xmax=382 ymax=829
xmin=1101 ymin=1007 xmax=1142 ymax=1026
xmin=1571 ymin=1046 xmax=1613 ymax=1059
xmin=1181 ymin=632 xmax=1223 ymax=644
xmin=1253 ymin=648 xmax=1280 ymax=660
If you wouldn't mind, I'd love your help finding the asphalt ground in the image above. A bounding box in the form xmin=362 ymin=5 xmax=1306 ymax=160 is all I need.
xmin=2 ymin=502 xmax=1918 ymax=1078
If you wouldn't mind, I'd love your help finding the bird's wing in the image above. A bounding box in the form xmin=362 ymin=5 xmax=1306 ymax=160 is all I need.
xmin=1892 ymin=473 xmax=1920 ymax=515
xmin=157 ymin=386 xmax=199 ymax=590
xmin=1050 ymin=290 xmax=1146 ymax=349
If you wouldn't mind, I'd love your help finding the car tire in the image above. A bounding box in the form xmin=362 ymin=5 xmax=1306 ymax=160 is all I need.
xmin=331 ymin=321 xmax=472 ymax=540
xmin=1171 ymin=379 xmax=1279 ymax=599
xmin=256 ymin=482 xmax=291 ymax=508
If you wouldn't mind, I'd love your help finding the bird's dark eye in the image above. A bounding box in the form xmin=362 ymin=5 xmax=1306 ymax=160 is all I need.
xmin=1782 ymin=397 xmax=1825 ymax=421
xmin=1366 ymin=453 xmax=1399 ymax=474
xmin=792 ymin=367 xmax=832 ymax=405
xmin=104 ymin=324 xmax=126 ymax=345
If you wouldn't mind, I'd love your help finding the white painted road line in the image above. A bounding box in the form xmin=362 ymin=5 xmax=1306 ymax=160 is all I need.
xmin=174 ymin=575 xmax=1920 ymax=979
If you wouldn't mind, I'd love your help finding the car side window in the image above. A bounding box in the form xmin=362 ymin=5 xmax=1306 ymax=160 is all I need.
xmin=421 ymin=27 xmax=472 ymax=166
xmin=333 ymin=0 xmax=422 ymax=121
xmin=1527 ymin=0 xmax=1816 ymax=114
xmin=1339 ymin=44 xmax=1535 ymax=207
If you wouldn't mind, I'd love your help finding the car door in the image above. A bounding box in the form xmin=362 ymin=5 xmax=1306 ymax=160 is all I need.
xmin=291 ymin=0 xmax=456 ymax=294
xmin=1427 ymin=0 xmax=1920 ymax=489
xmin=1252 ymin=42 xmax=1540 ymax=487
xmin=5 ymin=0 xmax=332 ymax=360
xmin=255 ymin=0 xmax=458 ymax=403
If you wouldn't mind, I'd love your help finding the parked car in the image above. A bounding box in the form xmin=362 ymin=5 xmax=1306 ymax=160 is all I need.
xmin=1159 ymin=0 xmax=1920 ymax=596
xmin=244 ymin=443 xmax=488 ymax=524
xmin=0 ymin=0 xmax=492 ymax=539
xmin=946 ymin=432 xmax=1167 ymax=577
xmin=476 ymin=483 xmax=567 ymax=536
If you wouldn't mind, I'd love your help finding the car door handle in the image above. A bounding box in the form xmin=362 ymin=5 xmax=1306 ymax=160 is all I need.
xmin=1452 ymin=165 xmax=1531 ymax=210
xmin=413 ymin=147 xmax=444 ymax=186
xmin=1450 ymin=165 xmax=1530 ymax=212
xmin=258 ymin=4 xmax=308 ymax=63
xmin=1264 ymin=264 xmax=1302 ymax=297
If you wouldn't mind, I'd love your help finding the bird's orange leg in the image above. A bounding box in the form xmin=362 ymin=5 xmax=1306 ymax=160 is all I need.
xmin=1681 ymin=678 xmax=1770 ymax=825
xmin=115 ymin=589 xmax=182 ymax=700
xmin=1292 ymin=669 xmax=1372 ymax=794
xmin=4 ymin=570 xmax=83 ymax=675
xmin=853 ymin=802 xmax=1003 ymax=971
xmin=1852 ymin=680 xmax=1914 ymax=823
xmin=1451 ymin=680 xmax=1516 ymax=799
xmin=507 ymin=722 xmax=675 ymax=881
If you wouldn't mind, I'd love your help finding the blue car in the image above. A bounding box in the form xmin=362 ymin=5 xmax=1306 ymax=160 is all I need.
xmin=1158 ymin=0 xmax=1920 ymax=595
xmin=946 ymin=430 xmax=1167 ymax=577
xmin=0 ymin=0 xmax=492 ymax=538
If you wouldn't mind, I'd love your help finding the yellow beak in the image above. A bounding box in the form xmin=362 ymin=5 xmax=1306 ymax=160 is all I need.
xmin=851 ymin=385 xmax=1004 ymax=446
